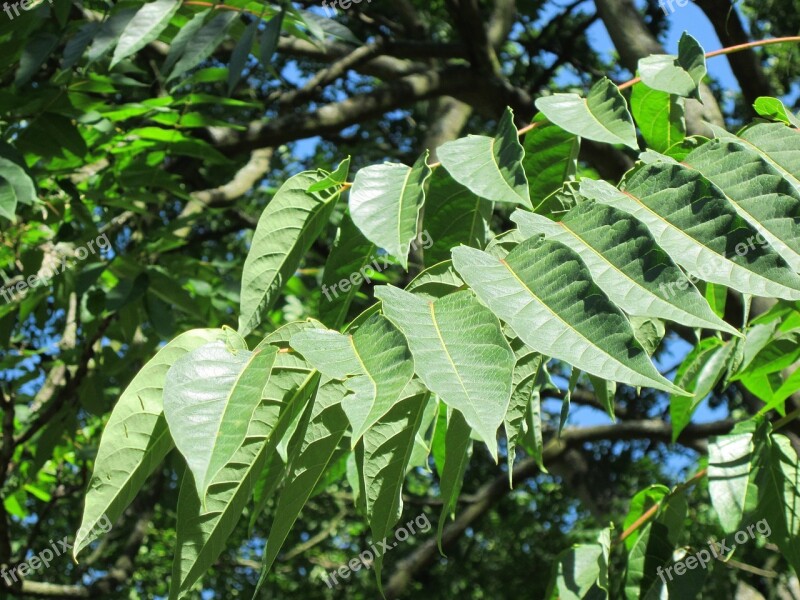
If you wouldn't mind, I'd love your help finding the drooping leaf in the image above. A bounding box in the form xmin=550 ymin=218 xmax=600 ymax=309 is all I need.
xmin=581 ymin=168 xmax=800 ymax=300
xmin=670 ymin=339 xmax=733 ymax=440
xmin=167 ymin=11 xmax=238 ymax=81
xmin=239 ymin=171 xmax=340 ymax=337
xmin=290 ymin=313 xmax=414 ymax=443
xmin=349 ymin=151 xmax=431 ymax=269
xmin=437 ymin=107 xmax=531 ymax=208
xmin=452 ymin=240 xmax=686 ymax=394
xmin=228 ymin=17 xmax=259 ymax=94
xmin=163 ymin=341 xmax=278 ymax=498
xmin=512 ymin=204 xmax=737 ymax=335
xmin=163 ymin=9 xmax=210 ymax=73
xmin=708 ymin=431 xmax=754 ymax=534
xmin=375 ymin=286 xmax=514 ymax=459
xmin=255 ymin=380 xmax=349 ymax=592
xmin=75 ymin=328 xmax=228 ymax=558
xmin=404 ymin=260 xmax=465 ymax=299
xmin=435 ymin=407 xmax=471 ymax=552
xmin=169 ymin=332 xmax=319 ymax=599
xmin=535 ymin=77 xmax=638 ymax=150
xmin=357 ymin=382 xmax=428 ymax=587
xmin=504 ymin=336 xmax=545 ymax=482
xmin=259 ymin=9 xmax=284 ymax=67
xmin=111 ymin=0 xmax=181 ymax=68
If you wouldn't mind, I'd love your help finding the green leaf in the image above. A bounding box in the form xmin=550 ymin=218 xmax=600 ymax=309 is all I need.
xmin=670 ymin=340 xmax=732 ymax=441
xmin=239 ymin=171 xmax=340 ymax=337
xmin=374 ymin=286 xmax=514 ymax=459
xmin=715 ymin=123 xmax=800 ymax=194
xmin=581 ymin=169 xmax=800 ymax=301
xmin=435 ymin=407 xmax=471 ymax=553
xmin=437 ymin=107 xmax=531 ymax=208
xmin=290 ymin=314 xmax=414 ymax=443
xmin=319 ymin=212 xmax=376 ymax=328
xmin=637 ymin=32 xmax=706 ymax=99
xmin=708 ymin=431 xmax=754 ymax=534
xmin=308 ymin=157 xmax=351 ymax=193
xmin=163 ymin=341 xmax=278 ymax=499
xmin=588 ymin=374 xmax=616 ymax=421
xmin=512 ymin=204 xmax=737 ymax=335
xmin=452 ymin=240 xmax=686 ymax=394
xmin=0 ymin=158 xmax=35 ymax=208
xmin=75 ymin=328 xmax=227 ymax=558
xmin=357 ymin=383 xmax=428 ymax=587
xmin=504 ymin=337 xmax=545 ymax=481
xmin=404 ymin=260 xmax=465 ymax=299
xmin=170 ymin=342 xmax=318 ymax=599
xmin=259 ymin=10 xmax=284 ymax=67
xmin=163 ymin=10 xmax=210 ymax=73
xmin=228 ymin=17 xmax=258 ymax=94
xmin=424 ymin=169 xmax=492 ymax=265
xmin=87 ymin=8 xmax=137 ymax=63
xmin=752 ymin=429 xmax=800 ymax=574
xmin=15 ymin=33 xmax=59 ymax=87
xmin=168 ymin=11 xmax=238 ymax=81
xmin=111 ymin=0 xmax=181 ymax=68
xmin=682 ymin=138 xmax=800 ymax=272
xmin=521 ymin=114 xmax=580 ymax=212
xmin=630 ymin=84 xmax=685 ymax=153
xmin=546 ymin=541 xmax=608 ymax=600
xmin=535 ymin=77 xmax=638 ymax=150
xmin=349 ymin=151 xmax=431 ymax=269
xmin=255 ymin=380 xmax=349 ymax=592
xmin=0 ymin=176 xmax=17 ymax=221
xmin=753 ymin=96 xmax=800 ymax=127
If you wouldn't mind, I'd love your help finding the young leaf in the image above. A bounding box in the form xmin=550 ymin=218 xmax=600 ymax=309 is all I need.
xmin=290 ymin=314 xmax=414 ymax=443
xmin=239 ymin=171 xmax=340 ymax=337
xmin=74 ymin=328 xmax=228 ymax=558
xmin=437 ymin=107 xmax=532 ymax=208
xmin=512 ymin=204 xmax=737 ymax=335
xmin=375 ymin=286 xmax=515 ymax=460
xmin=581 ymin=169 xmax=800 ymax=300
xmin=452 ymin=240 xmax=687 ymax=394
xmin=349 ymin=151 xmax=431 ymax=269
xmin=163 ymin=341 xmax=278 ymax=499
xmin=535 ymin=77 xmax=638 ymax=150
xmin=308 ymin=156 xmax=351 ymax=193
xmin=111 ymin=0 xmax=181 ymax=68
xmin=630 ymin=83 xmax=685 ymax=153
xmin=753 ymin=96 xmax=800 ymax=128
